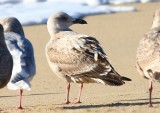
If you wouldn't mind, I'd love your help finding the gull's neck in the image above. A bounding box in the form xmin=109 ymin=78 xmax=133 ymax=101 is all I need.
xmin=151 ymin=17 xmax=160 ymax=31
xmin=48 ymin=25 xmax=72 ymax=39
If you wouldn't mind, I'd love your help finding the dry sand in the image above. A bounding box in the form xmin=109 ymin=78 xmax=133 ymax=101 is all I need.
xmin=1 ymin=2 xmax=160 ymax=113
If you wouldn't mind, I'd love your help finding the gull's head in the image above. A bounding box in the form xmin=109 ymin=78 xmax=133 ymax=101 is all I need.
xmin=47 ymin=12 xmax=87 ymax=35
xmin=0 ymin=17 xmax=24 ymax=36
xmin=151 ymin=9 xmax=160 ymax=30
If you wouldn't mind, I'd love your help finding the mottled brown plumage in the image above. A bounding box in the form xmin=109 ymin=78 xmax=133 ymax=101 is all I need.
xmin=0 ymin=24 xmax=13 ymax=89
xmin=136 ymin=9 xmax=160 ymax=107
xmin=46 ymin=12 xmax=131 ymax=104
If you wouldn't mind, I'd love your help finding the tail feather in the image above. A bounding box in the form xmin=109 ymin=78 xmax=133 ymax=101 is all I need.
xmin=100 ymin=71 xmax=131 ymax=86
xmin=121 ymin=76 xmax=132 ymax=81
xmin=103 ymin=78 xmax=125 ymax=86
xmin=111 ymin=69 xmax=132 ymax=81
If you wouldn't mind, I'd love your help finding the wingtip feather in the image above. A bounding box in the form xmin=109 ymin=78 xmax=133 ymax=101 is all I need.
xmin=121 ymin=76 xmax=132 ymax=81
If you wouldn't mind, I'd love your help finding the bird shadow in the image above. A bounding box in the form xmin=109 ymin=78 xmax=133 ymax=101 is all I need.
xmin=0 ymin=92 xmax=65 ymax=98
xmin=63 ymin=98 xmax=160 ymax=110
xmin=120 ymin=97 xmax=160 ymax=102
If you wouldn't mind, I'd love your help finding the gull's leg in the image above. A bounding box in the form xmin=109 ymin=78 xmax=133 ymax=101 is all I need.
xmin=148 ymin=80 xmax=153 ymax=107
xmin=65 ymin=82 xmax=71 ymax=104
xmin=18 ymin=89 xmax=23 ymax=109
xmin=76 ymin=83 xmax=83 ymax=103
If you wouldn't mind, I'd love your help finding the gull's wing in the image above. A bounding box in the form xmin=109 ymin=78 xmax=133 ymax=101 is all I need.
xmin=46 ymin=33 xmax=128 ymax=85
xmin=136 ymin=30 xmax=160 ymax=80
xmin=5 ymin=32 xmax=36 ymax=84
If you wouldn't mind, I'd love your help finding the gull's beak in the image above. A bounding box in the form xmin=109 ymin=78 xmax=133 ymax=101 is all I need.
xmin=72 ymin=19 xmax=87 ymax=24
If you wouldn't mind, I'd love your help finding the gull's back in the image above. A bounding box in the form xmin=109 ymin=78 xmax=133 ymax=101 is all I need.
xmin=5 ymin=32 xmax=36 ymax=77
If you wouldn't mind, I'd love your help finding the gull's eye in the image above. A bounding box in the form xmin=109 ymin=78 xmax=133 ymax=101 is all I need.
xmin=61 ymin=16 xmax=68 ymax=20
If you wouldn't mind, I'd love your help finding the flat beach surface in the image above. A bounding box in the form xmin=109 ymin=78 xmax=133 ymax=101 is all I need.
xmin=1 ymin=2 xmax=160 ymax=113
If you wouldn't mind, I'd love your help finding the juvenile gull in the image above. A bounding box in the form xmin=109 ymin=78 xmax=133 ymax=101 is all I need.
xmin=45 ymin=12 xmax=131 ymax=104
xmin=136 ymin=9 xmax=160 ymax=107
xmin=0 ymin=24 xmax=13 ymax=89
xmin=0 ymin=17 xmax=36 ymax=109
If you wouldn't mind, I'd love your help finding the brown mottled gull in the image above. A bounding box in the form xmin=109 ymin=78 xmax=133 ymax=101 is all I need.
xmin=0 ymin=24 xmax=13 ymax=89
xmin=46 ymin=12 xmax=131 ymax=104
xmin=0 ymin=17 xmax=36 ymax=109
xmin=136 ymin=9 xmax=160 ymax=107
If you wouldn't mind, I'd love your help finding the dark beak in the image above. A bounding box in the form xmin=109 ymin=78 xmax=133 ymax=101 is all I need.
xmin=72 ymin=19 xmax=87 ymax=24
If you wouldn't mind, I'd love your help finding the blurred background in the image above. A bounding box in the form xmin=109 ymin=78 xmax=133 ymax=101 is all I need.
xmin=0 ymin=0 xmax=160 ymax=25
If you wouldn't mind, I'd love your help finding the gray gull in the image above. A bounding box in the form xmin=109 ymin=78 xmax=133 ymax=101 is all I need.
xmin=0 ymin=17 xmax=36 ymax=109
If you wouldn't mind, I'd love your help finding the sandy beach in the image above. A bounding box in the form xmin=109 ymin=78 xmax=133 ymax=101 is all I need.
xmin=1 ymin=2 xmax=160 ymax=113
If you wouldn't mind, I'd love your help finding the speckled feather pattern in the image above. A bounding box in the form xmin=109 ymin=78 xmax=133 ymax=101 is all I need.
xmin=136 ymin=30 xmax=160 ymax=81
xmin=46 ymin=12 xmax=131 ymax=86
xmin=46 ymin=31 xmax=125 ymax=85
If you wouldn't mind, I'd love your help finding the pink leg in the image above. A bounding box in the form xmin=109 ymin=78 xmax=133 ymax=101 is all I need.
xmin=65 ymin=83 xmax=71 ymax=104
xmin=18 ymin=89 xmax=23 ymax=109
xmin=76 ymin=83 xmax=83 ymax=103
xmin=148 ymin=80 xmax=153 ymax=107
